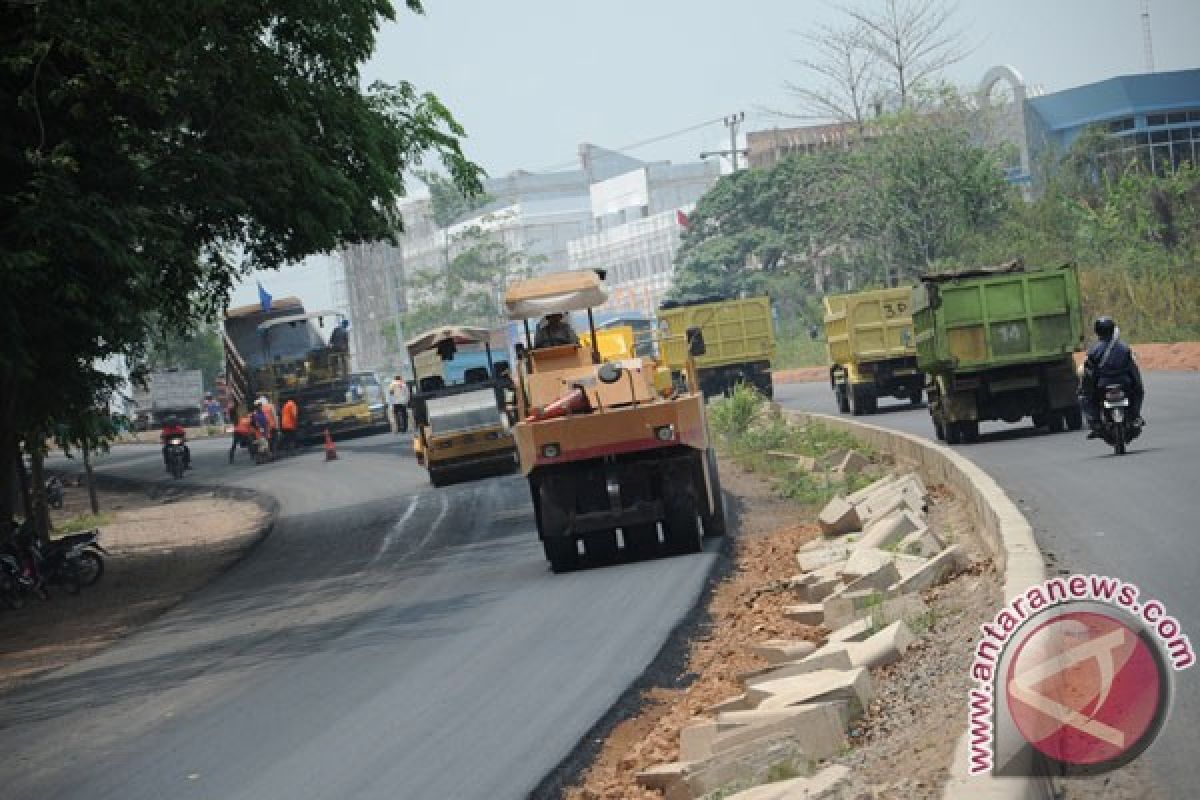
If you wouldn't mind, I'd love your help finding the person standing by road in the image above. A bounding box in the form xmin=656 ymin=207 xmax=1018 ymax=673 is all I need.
xmin=388 ymin=374 xmax=410 ymax=434
xmin=258 ymin=395 xmax=279 ymax=454
xmin=280 ymin=398 xmax=300 ymax=455
xmin=229 ymin=408 xmax=255 ymax=463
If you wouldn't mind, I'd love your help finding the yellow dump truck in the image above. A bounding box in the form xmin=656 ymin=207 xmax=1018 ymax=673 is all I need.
xmin=658 ymin=296 xmax=775 ymax=399
xmin=505 ymin=270 xmax=725 ymax=572
xmin=824 ymin=287 xmax=923 ymax=415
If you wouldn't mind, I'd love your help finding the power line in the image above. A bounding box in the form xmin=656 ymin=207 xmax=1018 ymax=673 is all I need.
xmin=535 ymin=115 xmax=727 ymax=172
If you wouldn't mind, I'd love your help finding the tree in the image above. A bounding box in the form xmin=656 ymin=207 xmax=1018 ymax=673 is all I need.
xmin=404 ymin=227 xmax=536 ymax=333
xmin=843 ymin=0 xmax=968 ymax=109
xmin=419 ymin=170 xmax=494 ymax=228
xmin=0 ymin=0 xmax=484 ymax=526
xmin=146 ymin=325 xmax=225 ymax=391
xmin=784 ymin=21 xmax=880 ymax=132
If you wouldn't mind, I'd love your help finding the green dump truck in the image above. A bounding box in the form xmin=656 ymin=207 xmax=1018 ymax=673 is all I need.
xmin=824 ymin=287 xmax=922 ymax=415
xmin=658 ymin=296 xmax=775 ymax=399
xmin=913 ymin=261 xmax=1085 ymax=444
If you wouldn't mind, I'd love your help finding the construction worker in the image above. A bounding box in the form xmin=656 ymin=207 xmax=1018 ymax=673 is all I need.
xmin=258 ymin=395 xmax=279 ymax=454
xmin=229 ymin=408 xmax=256 ymax=463
xmin=388 ymin=374 xmax=410 ymax=434
xmin=281 ymin=397 xmax=300 ymax=455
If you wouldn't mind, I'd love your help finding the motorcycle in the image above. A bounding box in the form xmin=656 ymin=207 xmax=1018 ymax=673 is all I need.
xmin=165 ymin=435 xmax=187 ymax=479
xmin=0 ymin=552 xmax=39 ymax=609
xmin=56 ymin=528 xmax=107 ymax=586
xmin=1098 ymin=383 xmax=1141 ymax=455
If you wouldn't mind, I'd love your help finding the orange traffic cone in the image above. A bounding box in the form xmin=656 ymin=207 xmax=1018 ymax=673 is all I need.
xmin=324 ymin=428 xmax=338 ymax=461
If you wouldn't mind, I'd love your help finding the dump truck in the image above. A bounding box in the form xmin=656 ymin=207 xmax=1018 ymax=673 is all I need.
xmin=913 ymin=260 xmax=1085 ymax=444
xmin=658 ymin=296 xmax=775 ymax=399
xmin=506 ymin=270 xmax=725 ymax=573
xmin=132 ymin=369 xmax=205 ymax=429
xmin=824 ymin=287 xmax=922 ymax=415
xmin=222 ymin=300 xmax=384 ymax=440
xmin=406 ymin=326 xmax=518 ymax=487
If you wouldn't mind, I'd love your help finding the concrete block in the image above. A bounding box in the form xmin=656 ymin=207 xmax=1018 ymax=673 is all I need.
xmin=793 ymin=562 xmax=843 ymax=602
xmin=749 ymin=639 xmax=817 ymax=665
xmin=890 ymin=552 xmax=934 ymax=581
xmin=817 ymin=495 xmax=861 ymax=536
xmin=840 ymin=547 xmax=894 ymax=582
xmin=736 ymin=765 xmax=850 ymax=800
xmin=898 ymin=526 xmax=945 ymax=558
xmin=888 ymin=543 xmax=969 ymax=595
xmin=680 ymin=737 xmax=813 ymax=799
xmin=707 ymin=693 xmax=753 ymax=713
xmin=744 ymin=647 xmax=854 ymax=687
xmin=782 ymin=603 xmax=825 ymax=626
xmin=795 ymin=542 xmax=852 ymax=573
xmin=752 ymin=667 xmax=874 ymax=716
xmin=845 ymin=620 xmax=916 ymax=669
xmin=845 ymin=474 xmax=900 ymax=506
xmin=708 ymin=701 xmax=846 ymax=762
xmin=831 ymin=448 xmax=869 ymax=476
xmin=822 ymin=588 xmax=883 ymax=630
xmin=841 ymin=559 xmax=901 ymax=595
xmin=678 ymin=720 xmax=720 ymax=762
xmin=858 ymin=488 xmax=925 ymax=528
xmin=826 ymin=617 xmax=874 ymax=643
xmin=635 ymin=761 xmax=693 ymax=792
xmin=857 ymin=509 xmax=926 ymax=551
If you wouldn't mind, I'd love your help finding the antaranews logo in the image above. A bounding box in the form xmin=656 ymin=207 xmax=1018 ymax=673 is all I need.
xmin=967 ymin=574 xmax=1194 ymax=777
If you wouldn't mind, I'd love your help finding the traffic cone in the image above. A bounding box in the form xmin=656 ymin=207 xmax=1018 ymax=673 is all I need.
xmin=324 ymin=428 xmax=338 ymax=461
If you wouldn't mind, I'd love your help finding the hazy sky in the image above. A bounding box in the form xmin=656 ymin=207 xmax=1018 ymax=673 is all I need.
xmin=232 ymin=0 xmax=1200 ymax=309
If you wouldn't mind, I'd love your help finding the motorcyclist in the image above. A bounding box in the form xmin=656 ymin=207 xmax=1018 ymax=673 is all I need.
xmin=160 ymin=415 xmax=191 ymax=469
xmin=1080 ymin=316 xmax=1144 ymax=439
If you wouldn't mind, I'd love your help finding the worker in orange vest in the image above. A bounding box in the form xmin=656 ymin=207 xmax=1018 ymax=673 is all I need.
xmin=257 ymin=396 xmax=279 ymax=454
xmin=229 ymin=408 xmax=256 ymax=463
xmin=280 ymin=398 xmax=300 ymax=456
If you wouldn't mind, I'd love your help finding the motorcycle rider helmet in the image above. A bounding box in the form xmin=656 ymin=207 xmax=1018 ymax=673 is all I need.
xmin=1094 ymin=316 xmax=1115 ymax=339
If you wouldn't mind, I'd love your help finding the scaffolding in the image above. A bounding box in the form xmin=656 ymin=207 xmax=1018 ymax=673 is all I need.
xmin=337 ymin=240 xmax=406 ymax=374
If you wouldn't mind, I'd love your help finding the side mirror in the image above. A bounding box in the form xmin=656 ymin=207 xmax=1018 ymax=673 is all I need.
xmin=598 ymin=362 xmax=623 ymax=384
xmin=687 ymin=326 xmax=706 ymax=357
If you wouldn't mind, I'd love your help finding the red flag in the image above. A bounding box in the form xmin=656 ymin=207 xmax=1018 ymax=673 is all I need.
xmin=676 ymin=209 xmax=690 ymax=228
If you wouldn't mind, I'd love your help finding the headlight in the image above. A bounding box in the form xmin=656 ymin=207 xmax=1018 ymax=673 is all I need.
xmin=654 ymin=425 xmax=675 ymax=442
xmin=541 ymin=443 xmax=561 ymax=458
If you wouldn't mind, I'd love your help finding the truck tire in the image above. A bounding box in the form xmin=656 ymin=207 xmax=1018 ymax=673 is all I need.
xmin=544 ymin=538 xmax=578 ymax=573
xmin=1048 ymin=413 xmax=1067 ymax=434
xmin=1065 ymin=408 xmax=1084 ymax=431
xmin=663 ymin=470 xmax=702 ymax=555
xmin=583 ymin=532 xmax=619 ymax=564
xmin=701 ymin=448 xmax=727 ymax=538
xmin=933 ymin=418 xmax=946 ymax=441
xmin=945 ymin=421 xmax=963 ymax=445
xmin=835 ymin=385 xmax=850 ymax=413
xmin=850 ymin=385 xmax=876 ymax=416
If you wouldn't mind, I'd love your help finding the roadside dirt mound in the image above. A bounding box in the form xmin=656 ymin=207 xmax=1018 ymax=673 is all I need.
xmin=1128 ymin=341 xmax=1200 ymax=371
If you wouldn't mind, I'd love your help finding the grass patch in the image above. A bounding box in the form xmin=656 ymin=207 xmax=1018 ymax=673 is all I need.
xmin=710 ymin=384 xmax=877 ymax=507
xmin=775 ymin=333 xmax=828 ymax=369
xmin=765 ymin=759 xmax=808 ymax=783
xmin=55 ymin=511 xmax=116 ymax=535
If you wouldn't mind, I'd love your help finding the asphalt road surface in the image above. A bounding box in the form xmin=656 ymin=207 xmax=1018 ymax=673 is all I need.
xmin=777 ymin=372 xmax=1200 ymax=793
xmin=1 ymin=433 xmax=718 ymax=800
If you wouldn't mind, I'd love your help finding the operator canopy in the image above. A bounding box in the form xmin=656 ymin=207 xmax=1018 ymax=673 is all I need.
xmin=404 ymin=325 xmax=491 ymax=357
xmin=256 ymin=310 xmax=343 ymax=333
xmin=505 ymin=270 xmax=608 ymax=320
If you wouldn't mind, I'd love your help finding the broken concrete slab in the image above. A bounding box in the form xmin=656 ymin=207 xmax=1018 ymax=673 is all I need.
xmin=822 ymin=588 xmax=884 ymax=630
xmin=831 ymin=448 xmax=869 ymax=476
xmin=817 ymin=495 xmax=861 ymax=536
xmin=898 ymin=526 xmax=945 ymax=558
xmin=795 ymin=542 xmax=853 ymax=573
xmin=797 ymin=572 xmax=842 ymax=603
xmin=678 ymin=721 xmax=721 ymax=762
xmin=825 ymin=617 xmax=874 ymax=643
xmin=749 ymin=639 xmax=817 ymax=665
xmin=844 ymin=620 xmax=916 ymax=669
xmin=723 ymin=764 xmax=852 ymax=800
xmin=679 ymin=736 xmax=814 ymax=800
xmin=708 ymin=701 xmax=846 ymax=762
xmin=752 ymin=667 xmax=874 ymax=716
xmin=857 ymin=509 xmax=926 ymax=551
xmin=840 ymin=546 xmax=895 ymax=582
xmin=858 ymin=488 xmax=925 ymax=528
xmin=635 ymin=761 xmax=694 ymax=792
xmin=782 ymin=603 xmax=825 ymax=626
xmin=845 ymin=474 xmax=901 ymax=506
xmin=706 ymin=693 xmax=754 ymax=714
xmin=826 ymin=590 xmax=928 ymax=632
xmin=888 ymin=543 xmax=969 ymax=595
xmin=743 ymin=647 xmax=854 ymax=687
xmin=841 ymin=559 xmax=901 ymax=595
xmin=767 ymin=451 xmax=818 ymax=472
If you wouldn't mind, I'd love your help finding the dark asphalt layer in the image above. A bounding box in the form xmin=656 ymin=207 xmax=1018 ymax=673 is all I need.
xmin=1 ymin=433 xmax=718 ymax=800
xmin=776 ymin=372 xmax=1200 ymax=793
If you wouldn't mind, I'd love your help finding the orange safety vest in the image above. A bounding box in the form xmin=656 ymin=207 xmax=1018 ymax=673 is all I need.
xmin=281 ymin=401 xmax=299 ymax=431
xmin=234 ymin=415 xmax=255 ymax=436
xmin=263 ymin=403 xmax=278 ymax=431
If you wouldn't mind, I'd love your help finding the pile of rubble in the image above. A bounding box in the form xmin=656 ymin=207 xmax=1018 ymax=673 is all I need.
xmin=636 ymin=471 xmax=969 ymax=800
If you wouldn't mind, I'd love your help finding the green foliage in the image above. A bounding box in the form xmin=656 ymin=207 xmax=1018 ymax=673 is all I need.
xmin=0 ymin=0 xmax=484 ymax=522
xmin=146 ymin=325 xmax=225 ymax=390
xmin=404 ymin=226 xmax=537 ymax=333
xmin=55 ymin=512 xmax=116 ymax=536
xmin=419 ymin=170 xmax=493 ymax=227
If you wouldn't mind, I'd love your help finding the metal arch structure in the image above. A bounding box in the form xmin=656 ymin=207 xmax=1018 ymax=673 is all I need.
xmin=978 ymin=65 xmax=1034 ymax=197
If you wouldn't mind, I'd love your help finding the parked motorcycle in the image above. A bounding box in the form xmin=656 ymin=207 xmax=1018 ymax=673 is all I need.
xmin=1097 ymin=383 xmax=1141 ymax=455
xmin=0 ymin=552 xmax=38 ymax=609
xmin=165 ymin=435 xmax=187 ymax=479
xmin=56 ymin=529 xmax=106 ymax=586
xmin=45 ymin=476 xmax=65 ymax=509
xmin=13 ymin=523 xmax=83 ymax=595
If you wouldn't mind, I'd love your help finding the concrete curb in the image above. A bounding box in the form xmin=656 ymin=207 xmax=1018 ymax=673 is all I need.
xmin=782 ymin=410 xmax=1053 ymax=800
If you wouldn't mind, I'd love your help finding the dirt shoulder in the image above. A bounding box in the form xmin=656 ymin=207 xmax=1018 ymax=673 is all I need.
xmin=0 ymin=478 xmax=272 ymax=694
xmin=564 ymin=456 xmax=1001 ymax=799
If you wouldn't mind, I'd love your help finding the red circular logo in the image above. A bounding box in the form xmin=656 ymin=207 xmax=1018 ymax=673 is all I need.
xmin=1006 ymin=611 xmax=1165 ymax=766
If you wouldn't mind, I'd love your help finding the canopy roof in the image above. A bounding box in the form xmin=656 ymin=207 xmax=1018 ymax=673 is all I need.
xmin=256 ymin=310 xmax=343 ymax=333
xmin=405 ymin=325 xmax=491 ymax=356
xmin=504 ymin=270 xmax=608 ymax=320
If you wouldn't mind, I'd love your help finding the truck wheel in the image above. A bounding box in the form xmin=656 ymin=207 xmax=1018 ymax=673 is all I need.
xmin=1048 ymin=413 xmax=1067 ymax=434
xmin=663 ymin=476 xmax=702 ymax=555
xmin=836 ymin=386 xmax=850 ymax=413
xmin=962 ymin=421 xmax=980 ymax=442
xmin=1031 ymin=413 xmax=1047 ymax=429
xmin=621 ymin=524 xmax=660 ymax=560
xmin=945 ymin=422 xmax=963 ymax=445
xmin=1065 ymin=408 xmax=1084 ymax=431
xmin=933 ymin=418 xmax=946 ymax=441
xmin=701 ymin=448 xmax=727 ymax=538
xmin=583 ymin=532 xmax=619 ymax=564
xmin=544 ymin=538 xmax=579 ymax=573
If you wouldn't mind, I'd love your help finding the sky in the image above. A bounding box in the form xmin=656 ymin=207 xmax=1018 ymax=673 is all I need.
xmin=230 ymin=0 xmax=1200 ymax=310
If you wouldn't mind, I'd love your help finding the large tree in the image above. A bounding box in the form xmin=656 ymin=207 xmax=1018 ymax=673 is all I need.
xmin=0 ymin=0 xmax=483 ymax=525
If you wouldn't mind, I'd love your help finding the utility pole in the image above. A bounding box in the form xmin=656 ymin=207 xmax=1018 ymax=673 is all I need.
xmin=700 ymin=112 xmax=749 ymax=172
xmin=1141 ymin=0 xmax=1155 ymax=73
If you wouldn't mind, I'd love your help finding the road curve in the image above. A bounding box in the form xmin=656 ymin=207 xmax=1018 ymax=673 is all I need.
xmin=1 ymin=433 xmax=718 ymax=800
xmin=776 ymin=372 xmax=1200 ymax=792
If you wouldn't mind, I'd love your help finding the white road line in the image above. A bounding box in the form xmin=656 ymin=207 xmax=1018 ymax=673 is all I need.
xmin=371 ymin=495 xmax=421 ymax=565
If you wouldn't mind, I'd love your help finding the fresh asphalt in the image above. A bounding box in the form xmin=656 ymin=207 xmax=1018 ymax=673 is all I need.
xmin=776 ymin=372 xmax=1200 ymax=793
xmin=1 ymin=432 xmax=719 ymax=800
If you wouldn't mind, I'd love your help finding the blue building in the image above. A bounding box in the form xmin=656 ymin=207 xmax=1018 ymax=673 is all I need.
xmin=982 ymin=66 xmax=1200 ymax=185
